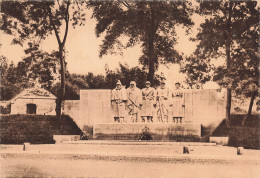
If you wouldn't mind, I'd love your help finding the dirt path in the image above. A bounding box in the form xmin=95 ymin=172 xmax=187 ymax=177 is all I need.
xmin=1 ymin=143 xmax=260 ymax=177
xmin=1 ymin=152 xmax=260 ymax=177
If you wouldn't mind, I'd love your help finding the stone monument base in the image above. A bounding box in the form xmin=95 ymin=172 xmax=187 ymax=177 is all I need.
xmin=90 ymin=123 xmax=201 ymax=140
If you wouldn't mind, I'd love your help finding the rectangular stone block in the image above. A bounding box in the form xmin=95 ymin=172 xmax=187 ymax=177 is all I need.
xmin=192 ymin=89 xmax=210 ymax=124
xmin=209 ymin=136 xmax=229 ymax=145
xmin=53 ymin=135 xmax=80 ymax=143
xmin=93 ymin=123 xmax=201 ymax=140
xmin=183 ymin=90 xmax=193 ymax=123
xmin=80 ymin=90 xmax=114 ymax=125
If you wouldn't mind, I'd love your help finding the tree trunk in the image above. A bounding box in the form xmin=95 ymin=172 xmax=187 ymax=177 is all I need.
xmin=224 ymin=2 xmax=234 ymax=126
xmin=225 ymin=38 xmax=232 ymax=126
xmin=147 ymin=40 xmax=155 ymax=82
xmin=47 ymin=2 xmax=70 ymax=118
xmin=56 ymin=47 xmax=66 ymax=118
xmin=242 ymin=91 xmax=256 ymax=126
xmin=225 ymin=88 xmax=231 ymax=125
xmin=147 ymin=4 xmax=155 ymax=83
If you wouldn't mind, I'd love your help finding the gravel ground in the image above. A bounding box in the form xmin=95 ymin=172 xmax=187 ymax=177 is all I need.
xmin=1 ymin=143 xmax=259 ymax=159
xmin=1 ymin=143 xmax=260 ymax=177
xmin=1 ymin=153 xmax=259 ymax=177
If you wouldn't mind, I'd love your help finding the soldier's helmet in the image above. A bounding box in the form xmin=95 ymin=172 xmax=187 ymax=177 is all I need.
xmin=130 ymin=81 xmax=136 ymax=85
xmin=130 ymin=81 xmax=136 ymax=88
xmin=160 ymin=80 xmax=166 ymax=84
xmin=116 ymin=80 xmax=122 ymax=85
xmin=145 ymin=81 xmax=151 ymax=85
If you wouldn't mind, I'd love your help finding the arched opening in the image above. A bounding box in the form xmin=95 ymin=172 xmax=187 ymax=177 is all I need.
xmin=26 ymin=104 xmax=37 ymax=114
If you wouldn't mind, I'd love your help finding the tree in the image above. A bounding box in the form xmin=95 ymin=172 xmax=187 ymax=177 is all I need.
xmin=87 ymin=1 xmax=194 ymax=82
xmin=194 ymin=1 xmax=258 ymax=124
xmin=84 ymin=72 xmax=106 ymax=89
xmin=1 ymin=0 xmax=86 ymax=117
xmin=0 ymin=56 xmax=9 ymax=82
xmin=225 ymin=24 xmax=258 ymax=125
xmin=19 ymin=42 xmax=60 ymax=89
xmin=180 ymin=55 xmax=211 ymax=89
xmin=0 ymin=49 xmax=60 ymax=100
xmin=104 ymin=63 xmax=161 ymax=89
xmin=0 ymin=56 xmax=31 ymax=100
xmin=50 ymin=73 xmax=89 ymax=100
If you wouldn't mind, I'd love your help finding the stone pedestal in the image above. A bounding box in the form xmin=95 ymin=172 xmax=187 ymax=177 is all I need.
xmin=53 ymin=135 xmax=80 ymax=143
xmin=209 ymin=136 xmax=229 ymax=145
xmin=92 ymin=123 xmax=201 ymax=140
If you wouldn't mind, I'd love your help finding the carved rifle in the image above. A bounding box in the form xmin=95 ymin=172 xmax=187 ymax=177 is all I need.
xmin=157 ymin=96 xmax=164 ymax=123
xmin=127 ymin=98 xmax=140 ymax=115
xmin=129 ymin=98 xmax=141 ymax=110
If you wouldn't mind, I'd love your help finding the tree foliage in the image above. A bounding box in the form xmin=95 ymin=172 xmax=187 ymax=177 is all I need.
xmin=18 ymin=42 xmax=60 ymax=89
xmin=180 ymin=55 xmax=211 ymax=89
xmin=104 ymin=63 xmax=161 ymax=89
xmin=1 ymin=0 xmax=87 ymax=116
xmin=191 ymin=1 xmax=259 ymax=123
xmin=87 ymin=1 xmax=194 ymax=81
xmin=0 ymin=56 xmax=30 ymax=100
xmin=195 ymin=1 xmax=258 ymax=92
xmin=0 ymin=57 xmax=160 ymax=101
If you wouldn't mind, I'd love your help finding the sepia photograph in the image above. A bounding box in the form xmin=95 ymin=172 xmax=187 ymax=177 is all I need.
xmin=0 ymin=0 xmax=259 ymax=177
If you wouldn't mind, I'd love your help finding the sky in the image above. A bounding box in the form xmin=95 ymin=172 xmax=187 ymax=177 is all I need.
xmin=0 ymin=5 xmax=220 ymax=89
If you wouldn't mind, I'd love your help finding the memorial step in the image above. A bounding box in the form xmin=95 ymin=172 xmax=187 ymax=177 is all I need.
xmin=62 ymin=140 xmax=216 ymax=146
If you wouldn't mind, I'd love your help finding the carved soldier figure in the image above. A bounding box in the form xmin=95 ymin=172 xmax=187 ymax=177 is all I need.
xmin=140 ymin=81 xmax=156 ymax=123
xmin=171 ymin=82 xmax=185 ymax=123
xmin=111 ymin=80 xmax=127 ymax=123
xmin=126 ymin=81 xmax=142 ymax=122
xmin=156 ymin=80 xmax=170 ymax=122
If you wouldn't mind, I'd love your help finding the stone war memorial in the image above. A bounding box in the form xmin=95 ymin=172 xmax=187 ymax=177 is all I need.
xmin=65 ymin=80 xmax=225 ymax=140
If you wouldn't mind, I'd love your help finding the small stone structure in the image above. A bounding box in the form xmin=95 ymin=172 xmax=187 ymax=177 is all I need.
xmin=10 ymin=87 xmax=56 ymax=115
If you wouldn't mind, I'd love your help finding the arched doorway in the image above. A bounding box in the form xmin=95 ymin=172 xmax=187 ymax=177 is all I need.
xmin=26 ymin=104 xmax=37 ymax=114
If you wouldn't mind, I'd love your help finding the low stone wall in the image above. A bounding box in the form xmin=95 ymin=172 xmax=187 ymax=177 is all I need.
xmin=92 ymin=123 xmax=201 ymax=140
